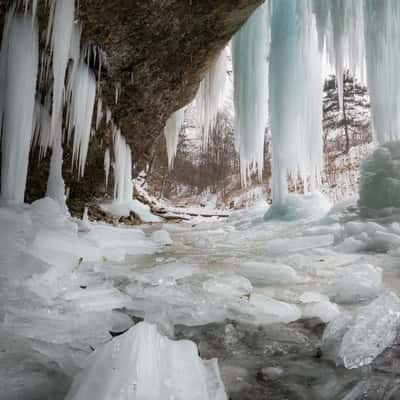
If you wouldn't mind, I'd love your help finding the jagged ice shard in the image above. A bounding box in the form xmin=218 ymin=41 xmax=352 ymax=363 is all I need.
xmin=269 ymin=0 xmax=323 ymax=207
xmin=232 ymin=2 xmax=269 ymax=184
xmin=0 ymin=11 xmax=38 ymax=204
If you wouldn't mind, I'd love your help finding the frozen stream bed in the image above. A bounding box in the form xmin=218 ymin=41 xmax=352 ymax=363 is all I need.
xmin=1 ymin=195 xmax=400 ymax=399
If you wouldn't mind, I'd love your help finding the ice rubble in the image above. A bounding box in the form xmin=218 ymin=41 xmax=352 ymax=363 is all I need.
xmin=322 ymin=292 xmax=400 ymax=369
xmin=66 ymin=322 xmax=227 ymax=400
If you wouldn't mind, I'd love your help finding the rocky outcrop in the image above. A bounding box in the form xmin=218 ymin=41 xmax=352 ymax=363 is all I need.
xmin=78 ymin=0 xmax=262 ymax=163
xmin=16 ymin=0 xmax=263 ymax=207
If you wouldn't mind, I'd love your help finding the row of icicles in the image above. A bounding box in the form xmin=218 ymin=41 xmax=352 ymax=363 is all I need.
xmin=0 ymin=0 xmax=133 ymax=207
xmin=167 ymin=0 xmax=400 ymax=208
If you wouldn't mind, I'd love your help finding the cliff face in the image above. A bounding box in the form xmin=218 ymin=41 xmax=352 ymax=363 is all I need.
xmin=78 ymin=0 xmax=262 ymax=158
xmin=20 ymin=0 xmax=263 ymax=209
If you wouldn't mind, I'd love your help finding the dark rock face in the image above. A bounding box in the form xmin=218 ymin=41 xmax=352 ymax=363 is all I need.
xmin=18 ymin=0 xmax=263 ymax=206
xmin=78 ymin=0 xmax=263 ymax=165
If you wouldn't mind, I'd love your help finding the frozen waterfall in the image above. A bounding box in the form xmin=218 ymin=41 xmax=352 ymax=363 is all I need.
xmin=0 ymin=11 xmax=38 ymax=204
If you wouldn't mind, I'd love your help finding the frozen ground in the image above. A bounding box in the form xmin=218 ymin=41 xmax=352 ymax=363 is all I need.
xmin=1 ymin=194 xmax=400 ymax=399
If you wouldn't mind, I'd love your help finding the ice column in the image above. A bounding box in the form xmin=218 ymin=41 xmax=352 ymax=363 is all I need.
xmin=269 ymin=0 xmax=323 ymax=206
xmin=232 ymin=2 xmax=269 ymax=184
xmin=113 ymin=130 xmax=133 ymax=203
xmin=0 ymin=12 xmax=38 ymax=204
xmin=364 ymin=0 xmax=400 ymax=144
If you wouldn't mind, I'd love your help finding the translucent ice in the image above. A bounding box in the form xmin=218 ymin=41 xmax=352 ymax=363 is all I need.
xmin=65 ymin=322 xmax=227 ymax=400
xmin=322 ymin=292 xmax=400 ymax=369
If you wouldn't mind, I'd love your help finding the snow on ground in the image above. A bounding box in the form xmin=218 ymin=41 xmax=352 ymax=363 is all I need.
xmin=2 ymin=189 xmax=400 ymax=398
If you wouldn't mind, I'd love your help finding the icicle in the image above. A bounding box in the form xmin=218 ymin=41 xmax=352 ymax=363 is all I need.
xmin=46 ymin=128 xmax=67 ymax=212
xmin=0 ymin=12 xmax=38 ymax=204
xmin=104 ymin=148 xmax=110 ymax=191
xmin=48 ymin=0 xmax=75 ymax=151
xmin=115 ymin=82 xmax=121 ymax=104
xmin=33 ymin=95 xmax=52 ymax=159
xmin=195 ymin=48 xmax=227 ymax=144
xmin=164 ymin=109 xmax=185 ymax=169
xmin=113 ymin=131 xmax=132 ymax=203
xmin=232 ymin=2 xmax=269 ymax=185
xmin=269 ymin=0 xmax=323 ymax=206
xmin=96 ymin=97 xmax=103 ymax=130
xmin=106 ymin=108 xmax=112 ymax=125
xmin=364 ymin=0 xmax=400 ymax=144
xmin=69 ymin=62 xmax=97 ymax=178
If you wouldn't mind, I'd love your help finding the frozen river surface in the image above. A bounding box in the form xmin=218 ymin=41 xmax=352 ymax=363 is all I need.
xmin=1 ymin=194 xmax=400 ymax=399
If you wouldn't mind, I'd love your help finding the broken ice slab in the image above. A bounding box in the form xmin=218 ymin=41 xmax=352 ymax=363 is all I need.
xmin=238 ymin=261 xmax=302 ymax=285
xmin=203 ymin=274 xmax=253 ymax=298
xmin=266 ymin=234 xmax=334 ymax=256
xmin=0 ymin=328 xmax=70 ymax=400
xmin=329 ymin=264 xmax=382 ymax=304
xmin=229 ymin=293 xmax=301 ymax=325
xmin=2 ymin=308 xmax=114 ymax=348
xmin=301 ymin=300 xmax=340 ymax=323
xmin=151 ymin=229 xmax=173 ymax=245
xmin=322 ymin=292 xmax=400 ymax=369
xmin=65 ymin=322 xmax=227 ymax=400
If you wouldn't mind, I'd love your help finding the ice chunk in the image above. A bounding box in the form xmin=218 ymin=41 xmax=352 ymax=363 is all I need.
xmin=203 ymin=274 xmax=252 ymax=298
xmin=266 ymin=234 xmax=334 ymax=256
xmin=135 ymin=262 xmax=198 ymax=285
xmin=151 ymin=229 xmax=172 ymax=245
xmin=299 ymin=291 xmax=329 ymax=304
xmin=229 ymin=293 xmax=301 ymax=325
xmin=339 ymin=292 xmax=400 ymax=369
xmin=322 ymin=293 xmax=400 ymax=369
xmin=329 ymin=264 xmax=382 ymax=304
xmin=65 ymin=322 xmax=227 ymax=400
xmin=238 ymin=261 xmax=301 ymax=285
xmin=302 ymin=301 xmax=340 ymax=323
xmin=2 ymin=309 xmax=113 ymax=348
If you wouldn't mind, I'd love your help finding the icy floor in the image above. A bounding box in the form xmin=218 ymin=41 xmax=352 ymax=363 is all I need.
xmin=1 ymin=195 xmax=400 ymax=399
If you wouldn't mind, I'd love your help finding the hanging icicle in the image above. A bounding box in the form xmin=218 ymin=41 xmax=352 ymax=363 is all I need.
xmin=164 ymin=109 xmax=185 ymax=169
xmin=195 ymin=48 xmax=227 ymax=145
xmin=69 ymin=62 xmax=97 ymax=178
xmin=232 ymin=2 xmax=270 ymax=185
xmin=113 ymin=130 xmax=133 ymax=203
xmin=46 ymin=128 xmax=67 ymax=212
xmin=104 ymin=148 xmax=110 ymax=191
xmin=47 ymin=0 xmax=75 ymax=151
xmin=0 ymin=11 xmax=38 ymax=204
xmin=364 ymin=0 xmax=400 ymax=144
xmin=269 ymin=0 xmax=323 ymax=206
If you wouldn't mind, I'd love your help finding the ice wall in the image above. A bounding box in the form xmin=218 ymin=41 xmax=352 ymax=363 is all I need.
xmin=232 ymin=2 xmax=269 ymax=185
xmin=269 ymin=0 xmax=323 ymax=206
xmin=0 ymin=11 xmax=38 ymax=204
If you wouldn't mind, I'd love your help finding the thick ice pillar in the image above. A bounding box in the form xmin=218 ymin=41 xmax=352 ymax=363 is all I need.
xmin=269 ymin=0 xmax=323 ymax=207
xmin=0 ymin=13 xmax=38 ymax=204
xmin=232 ymin=3 xmax=269 ymax=184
